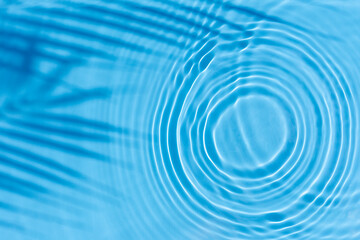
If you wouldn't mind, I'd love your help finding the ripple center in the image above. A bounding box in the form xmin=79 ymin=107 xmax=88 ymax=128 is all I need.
xmin=214 ymin=95 xmax=287 ymax=170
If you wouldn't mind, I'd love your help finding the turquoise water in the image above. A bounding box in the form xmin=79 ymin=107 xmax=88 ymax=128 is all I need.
xmin=1 ymin=0 xmax=360 ymax=239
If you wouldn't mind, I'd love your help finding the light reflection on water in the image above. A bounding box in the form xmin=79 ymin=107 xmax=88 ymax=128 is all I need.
xmin=0 ymin=1 xmax=360 ymax=239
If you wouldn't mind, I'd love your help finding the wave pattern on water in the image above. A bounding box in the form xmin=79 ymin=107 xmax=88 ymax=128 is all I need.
xmin=1 ymin=0 xmax=360 ymax=239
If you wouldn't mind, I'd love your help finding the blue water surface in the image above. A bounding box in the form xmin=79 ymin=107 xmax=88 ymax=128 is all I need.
xmin=1 ymin=0 xmax=360 ymax=239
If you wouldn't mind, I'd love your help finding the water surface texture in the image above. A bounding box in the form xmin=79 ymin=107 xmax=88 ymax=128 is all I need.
xmin=1 ymin=0 xmax=360 ymax=239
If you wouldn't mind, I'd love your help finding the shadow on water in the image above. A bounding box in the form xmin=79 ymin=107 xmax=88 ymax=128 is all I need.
xmin=0 ymin=2 xmax=159 ymax=233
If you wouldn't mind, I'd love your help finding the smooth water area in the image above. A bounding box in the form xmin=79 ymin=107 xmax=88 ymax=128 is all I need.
xmin=1 ymin=0 xmax=360 ymax=239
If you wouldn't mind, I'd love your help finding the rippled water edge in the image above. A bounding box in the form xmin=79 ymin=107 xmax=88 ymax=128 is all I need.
xmin=1 ymin=0 xmax=360 ymax=239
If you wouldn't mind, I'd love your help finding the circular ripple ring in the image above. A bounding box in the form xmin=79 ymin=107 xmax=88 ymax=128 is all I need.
xmin=150 ymin=13 xmax=358 ymax=239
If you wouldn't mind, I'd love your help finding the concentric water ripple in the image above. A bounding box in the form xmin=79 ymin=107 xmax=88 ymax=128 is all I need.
xmin=1 ymin=0 xmax=360 ymax=239
xmin=148 ymin=2 xmax=359 ymax=239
